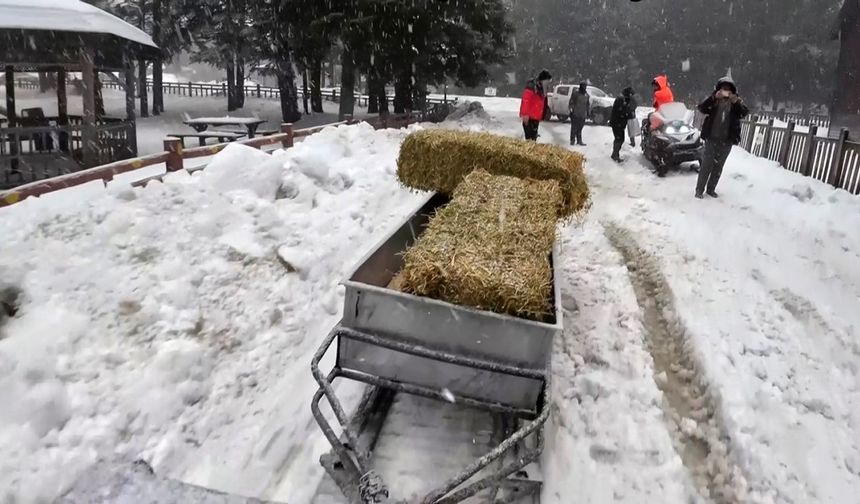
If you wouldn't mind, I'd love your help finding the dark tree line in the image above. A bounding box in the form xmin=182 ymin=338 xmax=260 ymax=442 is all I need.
xmin=505 ymin=0 xmax=844 ymax=111
xmin=85 ymin=0 xmax=513 ymax=122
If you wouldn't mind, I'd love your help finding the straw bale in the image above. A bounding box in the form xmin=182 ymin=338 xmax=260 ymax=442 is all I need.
xmin=397 ymin=129 xmax=589 ymax=218
xmin=399 ymin=169 xmax=560 ymax=320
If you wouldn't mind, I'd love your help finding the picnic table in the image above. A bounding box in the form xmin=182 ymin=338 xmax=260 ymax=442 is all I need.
xmin=167 ymin=130 xmax=246 ymax=147
xmin=182 ymin=116 xmax=267 ymax=138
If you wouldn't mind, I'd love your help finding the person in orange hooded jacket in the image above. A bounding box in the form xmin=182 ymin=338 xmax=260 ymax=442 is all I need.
xmin=651 ymin=75 xmax=675 ymax=110
xmin=519 ymin=69 xmax=552 ymax=141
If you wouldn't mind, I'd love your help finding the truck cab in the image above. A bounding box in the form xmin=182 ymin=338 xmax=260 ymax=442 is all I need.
xmin=547 ymin=84 xmax=615 ymax=125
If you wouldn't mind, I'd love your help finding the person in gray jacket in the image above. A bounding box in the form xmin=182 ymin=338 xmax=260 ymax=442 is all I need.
xmin=568 ymin=82 xmax=590 ymax=146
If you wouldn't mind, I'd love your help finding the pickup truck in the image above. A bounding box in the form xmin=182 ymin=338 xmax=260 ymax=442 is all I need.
xmin=546 ymin=84 xmax=615 ymax=125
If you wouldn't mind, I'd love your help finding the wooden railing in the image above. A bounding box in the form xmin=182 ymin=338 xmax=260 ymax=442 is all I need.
xmin=737 ymin=116 xmax=860 ymax=195
xmin=754 ymin=110 xmax=831 ymax=131
xmin=1 ymin=118 xmax=137 ymax=189
xmin=12 ymin=79 xmax=458 ymax=109
xmin=0 ymin=113 xmax=423 ymax=208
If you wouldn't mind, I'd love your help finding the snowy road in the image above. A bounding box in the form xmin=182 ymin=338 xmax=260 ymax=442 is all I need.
xmin=535 ymin=115 xmax=860 ymax=503
xmin=1 ymin=99 xmax=859 ymax=504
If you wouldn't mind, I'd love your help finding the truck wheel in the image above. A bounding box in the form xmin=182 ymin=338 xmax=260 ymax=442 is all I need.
xmin=592 ymin=111 xmax=607 ymax=126
xmin=557 ymin=114 xmax=569 ymax=122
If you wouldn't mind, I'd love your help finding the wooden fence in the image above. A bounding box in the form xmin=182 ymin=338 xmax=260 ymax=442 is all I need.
xmin=736 ymin=116 xmax=860 ymax=194
xmin=754 ymin=110 xmax=831 ymax=132
xmin=13 ymin=79 xmax=457 ymax=109
xmin=0 ymin=112 xmax=423 ymax=208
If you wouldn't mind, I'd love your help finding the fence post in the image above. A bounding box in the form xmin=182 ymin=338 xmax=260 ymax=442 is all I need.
xmin=760 ymin=118 xmax=774 ymax=158
xmin=221 ymin=83 xmax=227 ymax=97
xmin=801 ymin=124 xmax=818 ymax=177
xmin=257 ymin=84 xmax=262 ymax=98
xmin=280 ymin=123 xmax=294 ymax=148
xmin=164 ymin=138 xmax=184 ymax=172
xmin=778 ymin=121 xmax=795 ymax=168
xmin=744 ymin=115 xmax=758 ymax=154
xmin=827 ymin=128 xmax=850 ymax=188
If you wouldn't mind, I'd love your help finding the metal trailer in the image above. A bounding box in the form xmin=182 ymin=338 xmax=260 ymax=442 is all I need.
xmin=310 ymin=193 xmax=563 ymax=503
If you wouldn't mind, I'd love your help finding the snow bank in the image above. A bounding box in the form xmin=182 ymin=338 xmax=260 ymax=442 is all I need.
xmin=0 ymin=122 xmax=430 ymax=503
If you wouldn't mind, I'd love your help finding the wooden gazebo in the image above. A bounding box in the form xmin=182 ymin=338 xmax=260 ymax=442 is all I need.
xmin=0 ymin=0 xmax=158 ymax=189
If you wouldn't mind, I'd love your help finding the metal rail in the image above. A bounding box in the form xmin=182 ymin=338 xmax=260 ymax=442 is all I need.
xmin=311 ymin=325 xmax=551 ymax=503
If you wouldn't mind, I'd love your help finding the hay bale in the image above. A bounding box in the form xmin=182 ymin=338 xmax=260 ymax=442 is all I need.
xmin=399 ymin=170 xmax=560 ymax=320
xmin=397 ymin=129 xmax=589 ymax=218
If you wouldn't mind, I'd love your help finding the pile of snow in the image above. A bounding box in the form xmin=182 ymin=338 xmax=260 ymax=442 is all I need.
xmin=0 ymin=121 xmax=434 ymax=503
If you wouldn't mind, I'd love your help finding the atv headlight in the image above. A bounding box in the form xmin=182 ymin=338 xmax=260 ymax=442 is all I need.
xmin=665 ymin=126 xmax=679 ymax=134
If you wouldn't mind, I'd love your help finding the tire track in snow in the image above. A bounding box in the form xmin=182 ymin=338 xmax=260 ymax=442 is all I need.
xmin=603 ymin=221 xmax=749 ymax=504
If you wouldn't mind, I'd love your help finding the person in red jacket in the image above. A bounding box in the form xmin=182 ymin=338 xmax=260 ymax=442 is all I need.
xmin=651 ymin=75 xmax=675 ymax=111
xmin=519 ymin=69 xmax=552 ymax=141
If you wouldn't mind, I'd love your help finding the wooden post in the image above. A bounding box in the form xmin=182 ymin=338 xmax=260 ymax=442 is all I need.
xmin=4 ymin=65 xmax=16 ymax=127
xmin=761 ymin=118 xmax=774 ymax=158
xmin=188 ymin=81 xmax=192 ymax=97
xmin=827 ymin=128 xmax=850 ymax=188
xmin=138 ymin=59 xmax=149 ymax=117
xmin=257 ymin=84 xmax=262 ymax=98
xmin=164 ymin=138 xmax=184 ymax=171
xmin=222 ymin=83 xmax=227 ymax=97
xmin=801 ymin=124 xmax=819 ymax=177
xmin=80 ymin=50 xmax=99 ymax=167
xmin=745 ymin=116 xmax=757 ymax=151
xmin=124 ymin=55 xmax=138 ymax=157
xmin=280 ymin=123 xmax=294 ymax=148
xmin=778 ymin=122 xmax=795 ymax=168
xmin=55 ymin=69 xmax=68 ymax=152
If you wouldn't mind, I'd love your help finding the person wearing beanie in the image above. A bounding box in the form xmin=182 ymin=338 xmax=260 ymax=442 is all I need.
xmin=609 ymin=87 xmax=636 ymax=162
xmin=694 ymin=76 xmax=749 ymax=199
xmin=568 ymin=81 xmax=590 ymax=146
xmin=519 ymin=69 xmax=552 ymax=141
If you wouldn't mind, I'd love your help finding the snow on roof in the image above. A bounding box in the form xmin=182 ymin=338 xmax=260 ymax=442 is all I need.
xmin=0 ymin=0 xmax=157 ymax=49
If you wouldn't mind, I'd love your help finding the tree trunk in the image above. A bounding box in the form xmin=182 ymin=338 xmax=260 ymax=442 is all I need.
xmin=38 ymin=72 xmax=56 ymax=93
xmin=339 ymin=49 xmax=356 ymax=120
xmin=226 ymin=63 xmax=236 ymax=111
xmin=152 ymin=0 xmax=164 ymax=115
xmin=831 ymin=0 xmax=860 ymax=134
xmin=276 ymin=61 xmax=302 ymax=123
xmin=377 ymin=79 xmax=389 ymax=115
xmin=236 ymin=55 xmax=246 ymax=109
xmin=310 ymin=59 xmax=324 ymax=113
xmin=368 ymin=73 xmax=379 ymax=114
xmin=95 ymin=70 xmax=105 ymax=118
xmin=302 ymin=68 xmax=310 ymax=115
xmin=138 ymin=59 xmax=149 ymax=118
xmin=393 ymin=66 xmax=412 ymax=114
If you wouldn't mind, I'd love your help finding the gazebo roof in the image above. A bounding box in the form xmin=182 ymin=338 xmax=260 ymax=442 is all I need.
xmin=0 ymin=0 xmax=159 ymax=69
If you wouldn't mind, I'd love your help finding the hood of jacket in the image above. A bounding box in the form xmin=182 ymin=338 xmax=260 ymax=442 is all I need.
xmin=715 ymin=76 xmax=738 ymax=94
xmin=653 ymin=75 xmax=669 ymax=90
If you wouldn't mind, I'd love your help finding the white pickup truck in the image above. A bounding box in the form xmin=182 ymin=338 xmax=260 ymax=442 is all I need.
xmin=546 ymin=84 xmax=615 ymax=125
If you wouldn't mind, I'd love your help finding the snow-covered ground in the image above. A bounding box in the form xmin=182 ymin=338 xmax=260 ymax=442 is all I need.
xmin=1 ymin=96 xmax=859 ymax=504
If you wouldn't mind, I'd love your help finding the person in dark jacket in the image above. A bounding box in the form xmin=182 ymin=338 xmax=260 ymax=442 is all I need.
xmin=626 ymin=92 xmax=639 ymax=147
xmin=695 ymin=76 xmax=750 ymax=198
xmin=609 ymin=87 xmax=636 ymax=162
xmin=519 ymin=69 xmax=552 ymax=141
xmin=568 ymin=82 xmax=590 ymax=146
